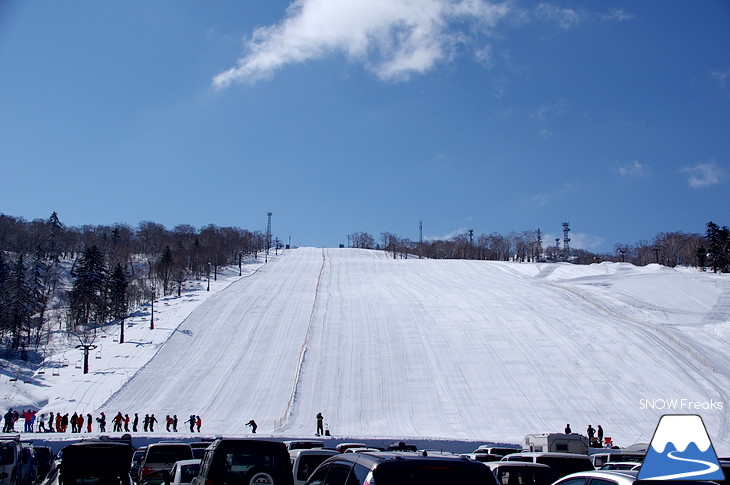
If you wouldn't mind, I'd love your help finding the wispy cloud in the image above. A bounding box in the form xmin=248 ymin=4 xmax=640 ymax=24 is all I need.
xmin=599 ymin=8 xmax=635 ymax=22
xmin=710 ymin=69 xmax=729 ymax=89
xmin=680 ymin=159 xmax=725 ymax=188
xmin=212 ymin=0 xmax=510 ymax=87
xmin=530 ymin=181 xmax=579 ymax=208
xmin=534 ymin=3 xmax=580 ymax=29
xmin=616 ymin=160 xmax=649 ymax=178
xmin=529 ymin=97 xmax=569 ymax=121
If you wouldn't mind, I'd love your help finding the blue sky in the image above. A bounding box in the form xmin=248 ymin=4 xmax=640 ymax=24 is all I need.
xmin=0 ymin=1 xmax=728 ymax=252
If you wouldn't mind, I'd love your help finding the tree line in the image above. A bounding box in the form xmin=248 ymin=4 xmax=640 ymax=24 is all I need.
xmin=347 ymin=222 xmax=730 ymax=270
xmin=0 ymin=212 xmax=266 ymax=357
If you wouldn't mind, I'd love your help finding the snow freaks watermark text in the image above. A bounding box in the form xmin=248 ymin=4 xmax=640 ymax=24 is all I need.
xmin=639 ymin=398 xmax=724 ymax=411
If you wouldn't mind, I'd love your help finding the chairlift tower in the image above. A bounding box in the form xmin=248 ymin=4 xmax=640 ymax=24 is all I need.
xmin=562 ymin=221 xmax=571 ymax=260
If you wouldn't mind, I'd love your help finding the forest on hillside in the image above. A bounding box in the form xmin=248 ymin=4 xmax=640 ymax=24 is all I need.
xmin=1 ymin=211 xmax=728 ymax=359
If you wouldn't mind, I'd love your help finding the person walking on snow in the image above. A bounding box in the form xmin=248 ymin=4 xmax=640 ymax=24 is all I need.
xmin=133 ymin=413 xmax=139 ymax=432
xmin=38 ymin=414 xmax=46 ymax=433
xmin=245 ymin=420 xmax=257 ymax=433
xmin=185 ymin=415 xmax=195 ymax=432
xmin=86 ymin=413 xmax=92 ymax=432
xmin=597 ymin=425 xmax=604 ymax=446
xmin=565 ymin=424 xmax=571 ymax=434
xmin=149 ymin=414 xmax=158 ymax=432
xmin=587 ymin=424 xmax=595 ymax=442
xmin=173 ymin=415 xmax=178 ymax=432
xmin=196 ymin=416 xmax=201 ymax=432
xmin=316 ymin=413 xmax=324 ymax=436
xmin=124 ymin=414 xmax=130 ymax=432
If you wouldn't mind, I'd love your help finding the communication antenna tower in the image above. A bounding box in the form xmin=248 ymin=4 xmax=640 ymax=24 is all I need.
xmin=562 ymin=221 xmax=571 ymax=258
xmin=419 ymin=220 xmax=423 ymax=245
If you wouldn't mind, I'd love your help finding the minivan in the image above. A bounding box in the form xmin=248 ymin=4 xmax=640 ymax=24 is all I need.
xmin=193 ymin=439 xmax=293 ymax=485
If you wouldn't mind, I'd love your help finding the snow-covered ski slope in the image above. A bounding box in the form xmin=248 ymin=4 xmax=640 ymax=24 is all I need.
xmin=103 ymin=247 xmax=730 ymax=452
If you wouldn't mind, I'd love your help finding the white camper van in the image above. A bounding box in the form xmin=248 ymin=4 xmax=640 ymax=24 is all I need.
xmin=522 ymin=433 xmax=589 ymax=455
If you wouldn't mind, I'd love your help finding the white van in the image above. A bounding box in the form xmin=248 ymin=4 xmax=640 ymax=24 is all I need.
xmin=522 ymin=433 xmax=589 ymax=455
xmin=0 ymin=437 xmax=36 ymax=485
xmin=590 ymin=451 xmax=645 ymax=469
xmin=290 ymin=449 xmax=338 ymax=485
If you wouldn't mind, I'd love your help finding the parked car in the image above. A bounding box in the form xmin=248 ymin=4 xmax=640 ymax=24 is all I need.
xmin=192 ymin=439 xmax=293 ymax=485
xmin=284 ymin=441 xmax=325 ymax=452
xmin=483 ymin=461 xmax=557 ymax=485
xmin=334 ymin=443 xmax=366 ymax=454
xmin=590 ymin=452 xmax=644 ymax=469
xmin=132 ymin=446 xmax=148 ymax=483
xmin=0 ymin=436 xmax=35 ymax=485
xmin=500 ymin=451 xmax=594 ymax=478
xmin=473 ymin=446 xmax=520 ymax=457
xmin=42 ymin=440 xmax=135 ymax=485
xmin=290 ymin=449 xmax=338 ymax=485
xmin=188 ymin=443 xmax=212 ymax=461
xmin=169 ymin=459 xmax=201 ymax=485
xmin=552 ymin=470 xmax=640 ymax=485
xmin=599 ymin=462 xmax=640 ymax=471
xmin=139 ymin=442 xmax=193 ymax=484
xmin=552 ymin=469 xmax=718 ymax=485
xmin=305 ymin=451 xmax=498 ymax=485
xmin=33 ymin=446 xmax=54 ymax=482
xmin=385 ymin=442 xmax=417 ymax=452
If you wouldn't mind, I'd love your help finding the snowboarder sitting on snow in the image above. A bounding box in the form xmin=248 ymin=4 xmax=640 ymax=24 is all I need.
xmin=245 ymin=419 xmax=257 ymax=433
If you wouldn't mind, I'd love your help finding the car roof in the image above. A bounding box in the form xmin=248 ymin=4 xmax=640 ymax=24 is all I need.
xmin=559 ymin=470 xmax=639 ymax=482
xmin=484 ymin=462 xmax=553 ymax=469
xmin=290 ymin=449 xmax=339 ymax=457
xmin=173 ymin=459 xmax=202 ymax=466
xmin=504 ymin=452 xmax=591 ymax=458
xmin=329 ymin=451 xmax=483 ymax=468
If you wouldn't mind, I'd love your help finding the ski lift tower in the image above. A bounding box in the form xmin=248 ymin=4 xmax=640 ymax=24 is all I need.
xmin=562 ymin=221 xmax=571 ymax=261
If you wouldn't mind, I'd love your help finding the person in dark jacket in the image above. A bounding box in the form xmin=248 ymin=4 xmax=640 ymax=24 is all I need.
xmin=133 ymin=413 xmax=139 ymax=432
xmin=245 ymin=419 xmax=257 ymax=433
xmin=565 ymin=424 xmax=571 ymax=434
xmin=316 ymin=413 xmax=324 ymax=436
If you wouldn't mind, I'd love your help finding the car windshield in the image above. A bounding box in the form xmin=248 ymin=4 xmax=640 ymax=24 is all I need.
xmin=146 ymin=447 xmax=191 ymax=463
xmin=211 ymin=452 xmax=275 ymax=481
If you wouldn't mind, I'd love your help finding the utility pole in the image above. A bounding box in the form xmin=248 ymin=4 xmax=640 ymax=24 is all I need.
xmin=266 ymin=212 xmax=272 ymax=262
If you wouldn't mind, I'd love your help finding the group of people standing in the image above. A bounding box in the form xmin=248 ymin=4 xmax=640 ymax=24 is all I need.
xmin=564 ymin=423 xmax=605 ymax=447
xmin=3 ymin=408 xmax=202 ymax=434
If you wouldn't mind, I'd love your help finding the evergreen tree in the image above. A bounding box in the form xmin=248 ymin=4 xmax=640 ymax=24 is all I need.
xmin=109 ymin=263 xmax=128 ymax=343
xmin=705 ymin=221 xmax=730 ymax=273
xmin=69 ymin=245 xmax=108 ymax=330
xmin=0 ymin=252 xmax=9 ymax=340
xmin=6 ymin=255 xmax=33 ymax=351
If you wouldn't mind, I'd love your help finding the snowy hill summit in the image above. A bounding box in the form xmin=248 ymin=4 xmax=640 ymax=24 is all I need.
xmin=3 ymin=247 xmax=729 ymax=454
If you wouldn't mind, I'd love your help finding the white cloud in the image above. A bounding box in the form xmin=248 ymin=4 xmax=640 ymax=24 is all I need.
xmin=599 ymin=8 xmax=635 ymax=22
xmin=534 ymin=3 xmax=581 ymax=29
xmin=710 ymin=69 xmax=729 ymax=89
xmin=680 ymin=160 xmax=725 ymax=188
xmin=212 ymin=0 xmax=510 ymax=87
xmin=617 ymin=160 xmax=649 ymax=178
xmin=529 ymin=97 xmax=569 ymax=121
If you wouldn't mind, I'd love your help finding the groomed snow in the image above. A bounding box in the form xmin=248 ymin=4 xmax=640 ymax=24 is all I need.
xmin=3 ymin=248 xmax=729 ymax=454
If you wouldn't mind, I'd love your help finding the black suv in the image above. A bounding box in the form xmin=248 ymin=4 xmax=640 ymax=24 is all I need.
xmin=192 ymin=439 xmax=293 ymax=485
xmin=305 ymin=452 xmax=498 ymax=485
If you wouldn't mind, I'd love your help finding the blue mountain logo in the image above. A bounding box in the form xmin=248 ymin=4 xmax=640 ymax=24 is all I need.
xmin=638 ymin=414 xmax=725 ymax=480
